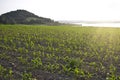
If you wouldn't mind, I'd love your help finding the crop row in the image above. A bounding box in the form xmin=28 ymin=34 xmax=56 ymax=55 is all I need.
xmin=0 ymin=25 xmax=120 ymax=80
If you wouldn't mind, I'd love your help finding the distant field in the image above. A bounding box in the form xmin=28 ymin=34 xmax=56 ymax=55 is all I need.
xmin=1 ymin=25 xmax=120 ymax=80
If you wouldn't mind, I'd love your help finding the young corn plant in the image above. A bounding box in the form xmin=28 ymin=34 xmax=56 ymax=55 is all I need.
xmin=31 ymin=57 xmax=43 ymax=69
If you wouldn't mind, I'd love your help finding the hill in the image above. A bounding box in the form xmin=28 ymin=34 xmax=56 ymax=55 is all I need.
xmin=0 ymin=10 xmax=58 ymax=25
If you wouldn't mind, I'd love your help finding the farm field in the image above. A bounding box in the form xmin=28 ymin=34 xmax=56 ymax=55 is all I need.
xmin=1 ymin=25 xmax=120 ymax=80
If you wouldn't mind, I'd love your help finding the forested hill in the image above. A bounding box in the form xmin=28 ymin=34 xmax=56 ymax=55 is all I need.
xmin=0 ymin=10 xmax=58 ymax=25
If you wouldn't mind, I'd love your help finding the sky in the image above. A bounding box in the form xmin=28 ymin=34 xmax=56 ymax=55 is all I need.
xmin=0 ymin=0 xmax=120 ymax=21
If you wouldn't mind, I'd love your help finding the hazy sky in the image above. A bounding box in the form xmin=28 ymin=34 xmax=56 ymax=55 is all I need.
xmin=0 ymin=0 xmax=120 ymax=21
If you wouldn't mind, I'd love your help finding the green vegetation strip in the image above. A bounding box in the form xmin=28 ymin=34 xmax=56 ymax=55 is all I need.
xmin=0 ymin=25 xmax=120 ymax=80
